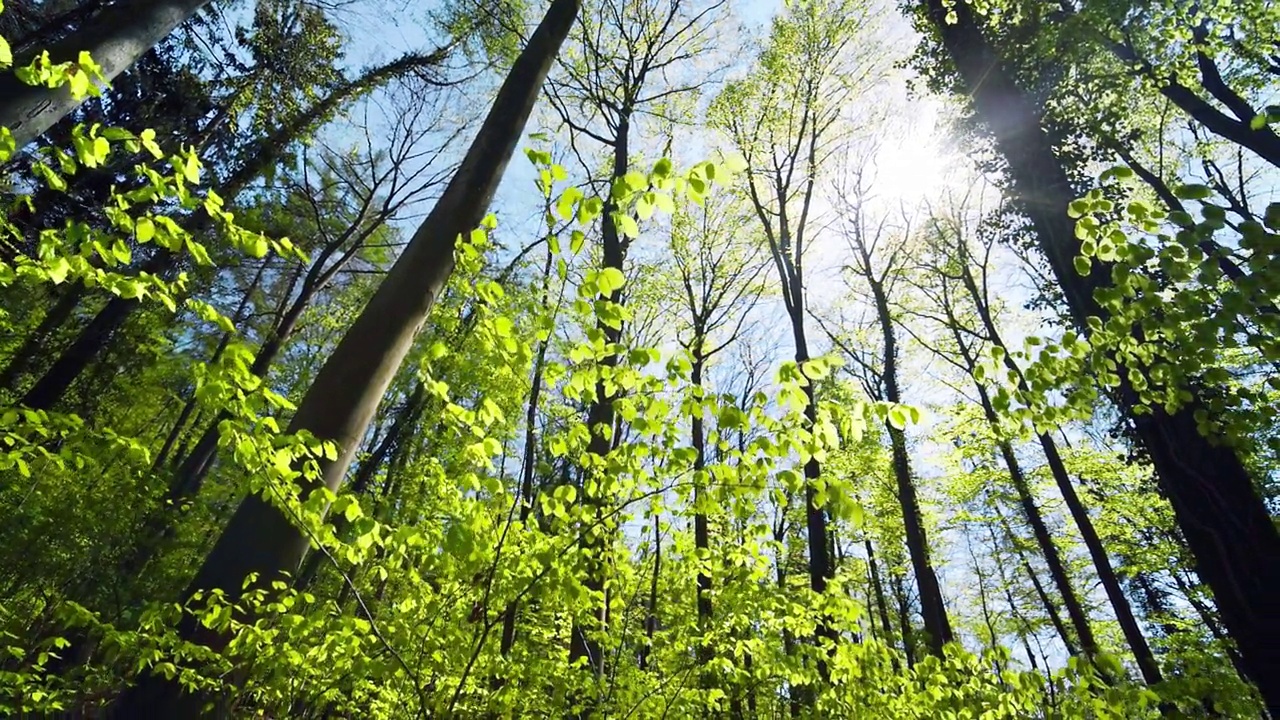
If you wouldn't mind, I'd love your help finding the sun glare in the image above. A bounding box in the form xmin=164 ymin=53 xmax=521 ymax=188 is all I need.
xmin=871 ymin=119 xmax=952 ymax=206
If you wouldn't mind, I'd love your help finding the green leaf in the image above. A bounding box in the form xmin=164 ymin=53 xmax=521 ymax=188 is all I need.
xmin=248 ymin=235 xmax=269 ymax=259
xmin=1173 ymin=183 xmax=1212 ymax=200
xmin=46 ymin=256 xmax=70 ymax=284
xmin=0 ymin=35 xmax=11 ymax=68
xmin=597 ymin=267 xmax=625 ymax=295
xmin=67 ymin=68 xmax=91 ymax=99
xmin=569 ymin=230 xmax=585 ymax=254
xmin=615 ymin=213 xmax=640 ymax=239
xmin=111 ymin=240 xmax=131 ymax=264
xmin=624 ymin=171 xmax=647 ymax=191
xmin=135 ymin=217 xmax=155 ymax=243
xmin=1074 ymin=256 xmax=1091 ymax=276
xmin=636 ymin=193 xmax=654 ymax=221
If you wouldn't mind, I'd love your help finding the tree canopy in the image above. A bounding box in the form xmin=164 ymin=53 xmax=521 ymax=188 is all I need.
xmin=0 ymin=0 xmax=1277 ymax=716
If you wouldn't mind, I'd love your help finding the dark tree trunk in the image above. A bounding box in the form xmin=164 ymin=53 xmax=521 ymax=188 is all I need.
xmin=890 ymin=570 xmax=915 ymax=670
xmin=499 ymin=249 xmax=554 ymax=658
xmin=0 ymin=284 xmax=86 ymax=393
xmin=867 ymin=277 xmax=952 ymax=654
xmin=109 ymin=3 xmax=580 ymax=713
xmin=639 ymin=514 xmax=660 ymax=671
xmin=948 ymin=314 xmax=1101 ymax=660
xmin=927 ymin=2 xmax=1280 ymax=709
xmin=569 ymin=96 xmax=631 ymax=683
xmin=865 ymin=539 xmax=895 ymax=655
xmin=955 ymin=243 xmax=1164 ymax=686
xmin=995 ymin=507 xmax=1079 ymax=657
xmin=689 ymin=354 xmax=716 ymax=682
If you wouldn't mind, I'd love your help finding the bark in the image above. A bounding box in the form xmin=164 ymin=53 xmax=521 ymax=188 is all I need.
xmin=499 ymin=248 xmax=554 ymax=657
xmin=109 ymin=2 xmax=580 ymax=713
xmin=294 ymin=383 xmax=425 ymax=590
xmin=928 ymin=2 xmax=1280 ymax=708
xmin=0 ymin=0 xmax=211 ymax=150
xmin=569 ymin=99 xmax=631 ymax=683
xmin=865 ymin=273 xmax=952 ymax=654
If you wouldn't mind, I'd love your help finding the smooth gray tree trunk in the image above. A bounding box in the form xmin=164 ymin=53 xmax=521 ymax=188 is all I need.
xmin=0 ymin=0 xmax=210 ymax=149
xmin=110 ymin=0 xmax=581 ymax=713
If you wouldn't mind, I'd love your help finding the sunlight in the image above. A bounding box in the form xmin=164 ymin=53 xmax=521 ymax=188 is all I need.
xmin=868 ymin=106 xmax=953 ymax=207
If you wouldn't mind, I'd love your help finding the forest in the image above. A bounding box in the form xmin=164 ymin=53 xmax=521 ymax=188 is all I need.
xmin=0 ymin=0 xmax=1278 ymax=716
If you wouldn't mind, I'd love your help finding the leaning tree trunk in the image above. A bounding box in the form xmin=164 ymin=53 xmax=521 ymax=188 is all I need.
xmin=0 ymin=0 xmax=212 ymax=150
xmin=995 ymin=507 xmax=1079 ymax=657
xmin=927 ymin=1 xmax=1280 ymax=709
xmin=109 ymin=1 xmax=581 ymax=714
xmin=944 ymin=313 xmax=1103 ymax=663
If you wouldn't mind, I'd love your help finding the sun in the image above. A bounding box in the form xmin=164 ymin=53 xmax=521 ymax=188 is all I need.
xmin=867 ymin=99 xmax=955 ymax=207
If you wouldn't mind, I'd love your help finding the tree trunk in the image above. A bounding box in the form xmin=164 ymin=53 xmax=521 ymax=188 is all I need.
xmin=639 ymin=513 xmax=660 ymax=671
xmin=500 ymin=248 xmax=554 ymax=657
xmin=955 ymin=241 xmax=1164 ymax=686
xmin=868 ymin=278 xmax=952 ymax=654
xmin=995 ymin=506 xmax=1079 ymax=656
xmin=569 ymin=100 xmax=631 ymax=683
xmin=109 ymin=2 xmax=580 ymax=713
xmin=0 ymin=284 xmax=87 ymax=393
xmin=691 ymin=355 xmax=714 ymax=674
xmin=785 ymin=299 xmax=837 ymax=671
xmin=0 ymin=0 xmax=211 ymax=150
xmin=865 ymin=539 xmax=895 ymax=653
xmin=949 ymin=313 xmax=1102 ymax=660
xmin=928 ymin=2 xmax=1280 ymax=708
xmin=890 ymin=569 xmax=915 ymax=670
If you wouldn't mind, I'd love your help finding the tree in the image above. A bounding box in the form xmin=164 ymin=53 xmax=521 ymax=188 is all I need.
xmin=0 ymin=0 xmax=216 ymax=149
xmin=111 ymin=0 xmax=581 ymax=711
xmin=920 ymin=0 xmax=1280 ymax=708
xmin=712 ymin=0 xmax=884 ymax=674
xmin=821 ymin=159 xmax=954 ymax=655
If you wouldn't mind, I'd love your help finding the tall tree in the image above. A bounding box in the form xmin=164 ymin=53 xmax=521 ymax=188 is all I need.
xmin=545 ymin=0 xmax=726 ymax=683
xmin=713 ymin=0 xmax=883 ymax=667
xmin=822 ymin=161 xmax=954 ymax=654
xmin=111 ymin=0 xmax=581 ymax=711
xmin=921 ymin=0 xmax=1280 ymax=707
